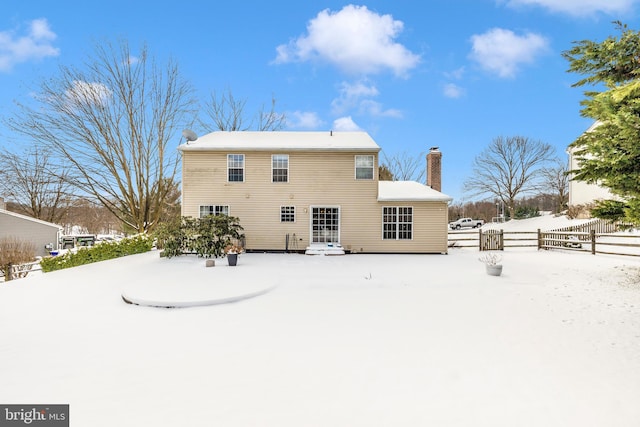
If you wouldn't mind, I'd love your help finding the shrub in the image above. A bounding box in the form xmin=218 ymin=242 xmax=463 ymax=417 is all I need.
xmin=566 ymin=203 xmax=595 ymax=219
xmin=514 ymin=205 xmax=540 ymax=219
xmin=0 ymin=237 xmax=36 ymax=281
xmin=40 ymin=234 xmax=153 ymax=273
xmin=153 ymin=215 xmax=245 ymax=258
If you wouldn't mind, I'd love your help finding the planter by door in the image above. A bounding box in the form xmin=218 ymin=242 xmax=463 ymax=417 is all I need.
xmin=486 ymin=265 xmax=502 ymax=276
xmin=227 ymin=253 xmax=238 ymax=266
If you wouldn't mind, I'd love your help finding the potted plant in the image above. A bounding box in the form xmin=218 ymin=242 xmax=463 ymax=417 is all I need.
xmin=224 ymin=244 xmax=244 ymax=266
xmin=479 ymin=252 xmax=503 ymax=276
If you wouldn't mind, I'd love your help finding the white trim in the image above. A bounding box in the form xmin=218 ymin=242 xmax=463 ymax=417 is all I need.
xmin=355 ymin=154 xmax=375 ymax=180
xmin=309 ymin=205 xmax=341 ymax=244
xmin=199 ymin=205 xmax=230 ymax=217
xmin=280 ymin=205 xmax=296 ymax=223
xmin=227 ymin=154 xmax=245 ymax=183
xmin=272 ymin=154 xmax=289 ymax=183
xmin=381 ymin=206 xmax=414 ymax=241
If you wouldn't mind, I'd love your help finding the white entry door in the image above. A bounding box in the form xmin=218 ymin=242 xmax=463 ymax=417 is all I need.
xmin=310 ymin=207 xmax=340 ymax=243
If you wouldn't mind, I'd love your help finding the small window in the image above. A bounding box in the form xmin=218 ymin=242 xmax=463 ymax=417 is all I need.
xmin=355 ymin=155 xmax=374 ymax=180
xmin=272 ymin=154 xmax=289 ymax=183
xmin=382 ymin=206 xmax=413 ymax=240
xmin=228 ymin=154 xmax=244 ymax=182
xmin=280 ymin=206 xmax=295 ymax=222
xmin=200 ymin=205 xmax=230 ymax=218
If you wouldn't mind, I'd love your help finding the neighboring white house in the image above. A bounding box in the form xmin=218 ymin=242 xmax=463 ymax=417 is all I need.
xmin=567 ymin=121 xmax=615 ymax=206
xmin=0 ymin=208 xmax=63 ymax=257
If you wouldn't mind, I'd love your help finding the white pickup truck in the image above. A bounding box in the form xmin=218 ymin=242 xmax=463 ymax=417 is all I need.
xmin=449 ymin=217 xmax=485 ymax=230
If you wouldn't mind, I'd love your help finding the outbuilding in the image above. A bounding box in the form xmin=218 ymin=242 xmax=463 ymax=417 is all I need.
xmin=0 ymin=208 xmax=63 ymax=257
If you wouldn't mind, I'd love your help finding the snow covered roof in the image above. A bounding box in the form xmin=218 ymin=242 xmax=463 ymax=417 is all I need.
xmin=377 ymin=181 xmax=453 ymax=202
xmin=178 ymin=131 xmax=381 ymax=152
xmin=0 ymin=208 xmax=63 ymax=230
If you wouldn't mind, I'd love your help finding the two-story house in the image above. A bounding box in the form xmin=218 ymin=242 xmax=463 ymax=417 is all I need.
xmin=178 ymin=131 xmax=452 ymax=254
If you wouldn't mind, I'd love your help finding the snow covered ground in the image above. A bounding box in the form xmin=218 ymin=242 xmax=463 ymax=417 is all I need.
xmin=2 ymin=243 xmax=640 ymax=426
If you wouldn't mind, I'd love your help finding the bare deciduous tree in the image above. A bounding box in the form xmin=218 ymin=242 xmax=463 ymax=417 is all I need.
xmin=378 ymin=164 xmax=394 ymax=181
xmin=541 ymin=159 xmax=570 ymax=213
xmin=62 ymin=198 xmax=121 ymax=235
xmin=201 ymin=88 xmax=286 ymax=132
xmin=5 ymin=39 xmax=196 ymax=233
xmin=464 ymin=136 xmax=555 ymax=218
xmin=0 ymin=148 xmax=73 ymax=224
xmin=381 ymin=151 xmax=425 ymax=182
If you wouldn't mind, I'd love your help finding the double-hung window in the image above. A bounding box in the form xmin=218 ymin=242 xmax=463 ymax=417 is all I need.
xmin=228 ymin=154 xmax=244 ymax=182
xmin=382 ymin=207 xmax=413 ymax=240
xmin=355 ymin=155 xmax=374 ymax=180
xmin=272 ymin=154 xmax=289 ymax=183
xmin=200 ymin=205 xmax=229 ymax=218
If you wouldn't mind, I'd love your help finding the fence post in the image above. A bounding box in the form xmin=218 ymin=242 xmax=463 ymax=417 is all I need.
xmin=499 ymin=229 xmax=504 ymax=250
xmin=478 ymin=228 xmax=483 ymax=251
xmin=590 ymin=229 xmax=596 ymax=255
xmin=537 ymin=229 xmax=541 ymax=250
xmin=6 ymin=263 xmax=12 ymax=281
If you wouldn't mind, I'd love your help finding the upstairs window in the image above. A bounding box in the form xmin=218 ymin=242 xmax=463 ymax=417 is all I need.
xmin=228 ymin=154 xmax=244 ymax=182
xmin=200 ymin=205 xmax=229 ymax=218
xmin=355 ymin=155 xmax=374 ymax=180
xmin=272 ymin=154 xmax=289 ymax=183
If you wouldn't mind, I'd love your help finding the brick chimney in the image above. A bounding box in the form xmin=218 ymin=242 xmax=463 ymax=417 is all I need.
xmin=426 ymin=147 xmax=442 ymax=192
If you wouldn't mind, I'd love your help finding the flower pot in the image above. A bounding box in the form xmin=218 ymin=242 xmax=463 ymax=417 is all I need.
xmin=486 ymin=264 xmax=502 ymax=276
xmin=227 ymin=253 xmax=238 ymax=266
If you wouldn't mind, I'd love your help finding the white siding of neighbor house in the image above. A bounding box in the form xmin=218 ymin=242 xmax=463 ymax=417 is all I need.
xmin=567 ymin=145 xmax=615 ymax=206
xmin=0 ymin=210 xmax=62 ymax=257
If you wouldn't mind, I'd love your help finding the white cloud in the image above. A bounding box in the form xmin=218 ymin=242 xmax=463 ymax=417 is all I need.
xmin=443 ymin=83 xmax=465 ymax=99
xmin=499 ymin=0 xmax=637 ymax=16
xmin=358 ymin=100 xmax=403 ymax=118
xmin=286 ymin=111 xmax=324 ymax=129
xmin=469 ymin=28 xmax=549 ymax=78
xmin=445 ymin=67 xmax=465 ymax=80
xmin=274 ymin=5 xmax=420 ymax=77
xmin=331 ymin=79 xmax=401 ymax=118
xmin=0 ymin=18 xmax=59 ymax=72
xmin=333 ymin=116 xmax=361 ymax=131
xmin=331 ymin=80 xmax=379 ymax=114
xmin=339 ymin=80 xmax=380 ymax=99
xmin=65 ymin=80 xmax=113 ymax=108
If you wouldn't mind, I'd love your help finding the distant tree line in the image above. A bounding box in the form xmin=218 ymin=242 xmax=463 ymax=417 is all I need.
xmin=448 ymin=193 xmax=563 ymax=223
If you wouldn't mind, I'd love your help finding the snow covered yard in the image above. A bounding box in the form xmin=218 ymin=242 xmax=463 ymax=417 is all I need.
xmin=1 ymin=249 xmax=640 ymax=426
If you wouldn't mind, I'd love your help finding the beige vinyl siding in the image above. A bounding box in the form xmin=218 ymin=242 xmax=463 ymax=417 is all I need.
xmin=371 ymin=202 xmax=449 ymax=253
xmin=181 ymin=150 xmax=449 ymax=253
xmin=182 ymin=151 xmax=377 ymax=250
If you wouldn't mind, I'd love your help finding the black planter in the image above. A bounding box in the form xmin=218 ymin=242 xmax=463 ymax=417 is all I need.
xmin=227 ymin=253 xmax=238 ymax=266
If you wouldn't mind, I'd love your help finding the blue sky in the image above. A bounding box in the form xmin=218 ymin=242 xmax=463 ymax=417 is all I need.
xmin=1 ymin=0 xmax=640 ymax=202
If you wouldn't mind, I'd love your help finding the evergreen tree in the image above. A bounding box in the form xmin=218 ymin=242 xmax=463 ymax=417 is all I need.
xmin=564 ymin=22 xmax=640 ymax=223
